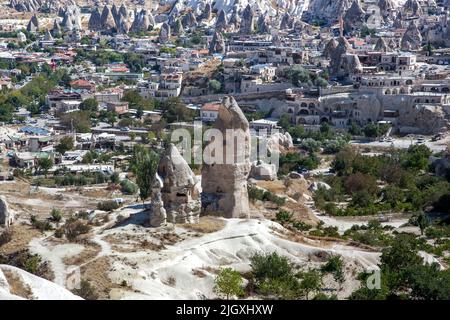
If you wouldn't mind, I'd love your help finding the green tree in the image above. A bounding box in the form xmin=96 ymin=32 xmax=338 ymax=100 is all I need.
xmin=159 ymin=98 xmax=194 ymax=123
xmin=407 ymin=263 xmax=450 ymax=300
xmin=37 ymin=157 xmax=53 ymax=177
xmin=60 ymin=111 xmax=92 ymax=133
xmin=277 ymin=114 xmax=292 ymax=131
xmin=122 ymin=90 xmax=154 ymax=110
xmin=299 ymin=269 xmax=322 ymax=300
xmin=55 ymin=136 xmax=74 ymax=155
xmin=79 ymin=98 xmax=99 ymax=112
xmin=363 ymin=123 xmax=380 ymax=138
xmin=250 ymin=252 xmax=302 ymax=299
xmin=214 ymin=268 xmax=244 ymax=300
xmin=321 ymin=255 xmax=345 ymax=284
xmin=208 ymin=79 xmax=222 ymax=93
xmin=416 ymin=212 xmax=430 ymax=235
xmin=404 ymin=144 xmax=432 ymax=171
xmin=285 ymin=65 xmax=311 ymax=86
xmin=130 ymin=145 xmax=159 ymax=205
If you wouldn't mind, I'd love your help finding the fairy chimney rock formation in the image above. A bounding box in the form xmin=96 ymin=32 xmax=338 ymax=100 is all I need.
xmin=209 ymin=31 xmax=226 ymax=54
xmin=149 ymin=173 xmax=167 ymax=227
xmin=374 ymin=37 xmax=392 ymax=52
xmin=0 ymin=196 xmax=14 ymax=228
xmin=159 ymin=22 xmax=171 ymax=43
xmin=201 ymin=96 xmax=251 ymax=218
xmin=343 ymin=0 xmax=365 ymax=34
xmin=401 ymin=21 xmax=423 ymax=50
xmin=155 ymin=144 xmax=200 ymax=224
xmin=215 ymin=9 xmax=227 ymax=31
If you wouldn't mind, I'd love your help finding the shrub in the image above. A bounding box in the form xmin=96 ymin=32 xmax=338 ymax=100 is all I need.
xmin=425 ymin=226 xmax=450 ymax=239
xmin=214 ymin=268 xmax=244 ymax=299
xmin=50 ymin=208 xmax=62 ymax=222
xmin=0 ymin=229 xmax=13 ymax=246
xmin=120 ymin=179 xmax=138 ymax=195
xmin=292 ymin=221 xmax=312 ymax=231
xmin=247 ymin=186 xmax=285 ymax=206
xmin=251 ymin=252 xmax=293 ymax=281
xmin=0 ymin=250 xmax=48 ymax=277
xmin=276 ymin=210 xmax=293 ymax=224
xmin=73 ymin=279 xmax=98 ymax=300
xmin=24 ymin=255 xmax=41 ymax=274
xmin=248 ymin=185 xmax=265 ymax=202
xmin=250 ymin=252 xmax=301 ymax=299
xmin=97 ymin=200 xmax=120 ymax=212
xmin=64 ymin=220 xmax=91 ymax=241
xmin=30 ymin=215 xmax=53 ymax=232
xmin=54 ymin=228 xmax=64 ymax=238
xmin=321 ymin=255 xmax=345 ymax=283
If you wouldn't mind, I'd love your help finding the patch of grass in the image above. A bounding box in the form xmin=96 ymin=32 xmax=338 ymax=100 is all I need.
xmin=180 ymin=217 xmax=226 ymax=234
xmin=2 ymin=269 xmax=34 ymax=299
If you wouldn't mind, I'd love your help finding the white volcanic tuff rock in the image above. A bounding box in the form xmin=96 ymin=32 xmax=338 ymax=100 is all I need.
xmin=119 ymin=3 xmax=128 ymax=19
xmin=308 ymin=181 xmax=331 ymax=192
xmin=293 ymin=20 xmax=314 ymax=35
xmin=327 ymin=36 xmax=363 ymax=77
xmin=107 ymin=218 xmax=383 ymax=299
xmin=340 ymin=54 xmax=363 ymax=75
xmin=167 ymin=0 xmax=309 ymax=19
xmin=199 ymin=2 xmax=212 ymax=21
xmin=209 ymin=31 xmax=226 ymax=54
xmin=88 ymin=8 xmax=102 ymax=31
xmin=0 ymin=196 xmax=13 ymax=228
xmin=43 ymin=29 xmax=53 ymax=41
xmin=401 ymin=21 xmax=423 ymax=50
xmin=378 ymin=0 xmax=397 ymax=22
xmin=393 ymin=11 xmax=404 ymax=29
xmin=257 ymin=15 xmax=271 ymax=34
xmin=51 ymin=19 xmax=62 ymax=37
xmin=155 ymin=144 xmax=201 ymax=224
xmin=398 ymin=104 xmax=449 ymax=134
xmin=404 ymin=0 xmax=423 ymax=16
xmin=250 ymin=162 xmax=277 ymax=181
xmin=172 ymin=18 xmax=184 ymax=36
xmin=388 ymin=38 xmax=397 ymax=49
xmin=323 ymin=38 xmax=338 ymax=58
xmin=111 ymin=3 xmax=119 ymax=23
xmin=112 ymin=4 xmax=131 ymax=34
xmin=9 ymin=0 xmax=63 ymax=12
xmin=239 ymin=4 xmax=255 ymax=34
xmin=26 ymin=15 xmax=39 ymax=33
xmin=159 ymin=22 xmax=171 ymax=43
xmin=10 ymin=0 xmax=41 ymax=12
xmin=304 ymin=0 xmax=353 ymax=23
xmin=374 ymin=37 xmax=392 ymax=52
xmin=229 ymin=6 xmax=241 ymax=27
xmin=267 ymin=131 xmax=294 ymax=154
xmin=60 ymin=5 xmax=82 ymax=32
xmin=181 ymin=11 xmax=198 ymax=29
xmin=343 ymin=0 xmax=365 ymax=34
xmin=215 ymin=9 xmax=228 ymax=31
xmin=101 ymin=5 xmax=117 ymax=32
xmin=131 ymin=9 xmax=155 ymax=32
xmin=329 ymin=36 xmax=354 ymax=75
xmin=0 ymin=265 xmax=82 ymax=300
xmin=201 ymin=96 xmax=251 ymax=219
xmin=149 ymin=173 xmax=167 ymax=227
xmin=423 ymin=17 xmax=450 ymax=47
xmin=279 ymin=12 xmax=294 ymax=30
